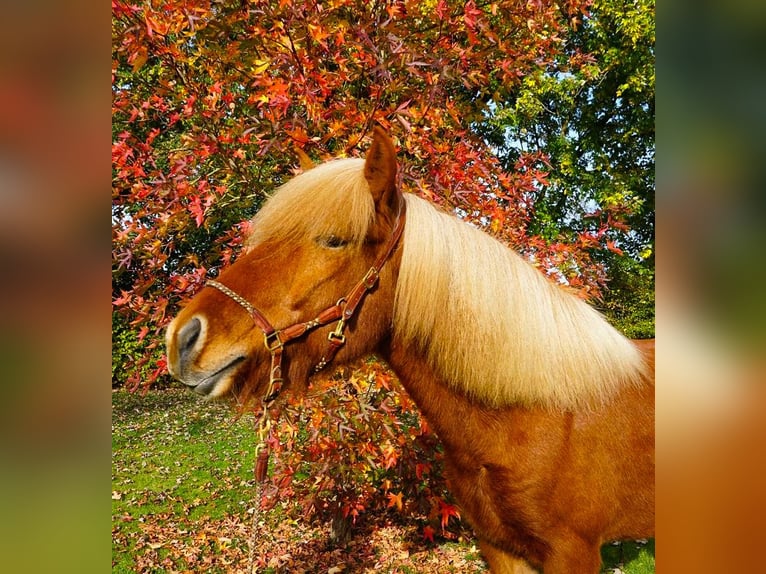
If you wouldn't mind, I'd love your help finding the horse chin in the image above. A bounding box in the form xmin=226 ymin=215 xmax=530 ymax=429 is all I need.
xmin=188 ymin=357 xmax=246 ymax=398
xmin=192 ymin=374 xmax=232 ymax=398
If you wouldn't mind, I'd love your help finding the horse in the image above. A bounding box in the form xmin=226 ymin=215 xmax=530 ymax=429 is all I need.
xmin=165 ymin=127 xmax=655 ymax=573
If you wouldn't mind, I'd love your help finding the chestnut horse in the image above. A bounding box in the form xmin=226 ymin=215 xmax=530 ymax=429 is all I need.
xmin=166 ymin=128 xmax=655 ymax=573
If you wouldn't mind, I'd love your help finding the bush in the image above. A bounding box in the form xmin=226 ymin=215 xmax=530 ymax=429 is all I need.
xmin=112 ymin=313 xmax=167 ymax=388
xmin=263 ymin=357 xmax=463 ymax=543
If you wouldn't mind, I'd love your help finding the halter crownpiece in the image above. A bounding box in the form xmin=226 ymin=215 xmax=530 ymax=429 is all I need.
xmin=205 ymin=198 xmax=406 ymax=407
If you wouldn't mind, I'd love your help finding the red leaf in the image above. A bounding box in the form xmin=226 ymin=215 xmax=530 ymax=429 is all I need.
xmin=439 ymin=501 xmax=461 ymax=530
xmin=606 ymin=239 xmax=624 ymax=255
xmin=435 ymin=0 xmax=449 ymax=20
xmin=463 ymin=0 xmax=481 ymax=30
xmin=189 ymin=196 xmax=204 ymax=227
xmin=113 ymin=290 xmax=132 ymax=306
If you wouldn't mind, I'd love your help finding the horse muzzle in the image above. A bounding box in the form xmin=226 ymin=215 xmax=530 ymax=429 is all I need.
xmin=166 ymin=314 xmax=248 ymax=397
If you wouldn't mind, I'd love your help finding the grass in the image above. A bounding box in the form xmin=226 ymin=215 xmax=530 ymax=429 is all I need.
xmin=112 ymin=388 xmax=257 ymax=572
xmin=601 ymin=539 xmax=656 ymax=574
xmin=112 ymin=387 xmax=654 ymax=573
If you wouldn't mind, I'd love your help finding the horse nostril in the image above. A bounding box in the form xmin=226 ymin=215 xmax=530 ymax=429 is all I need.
xmin=178 ymin=317 xmax=201 ymax=361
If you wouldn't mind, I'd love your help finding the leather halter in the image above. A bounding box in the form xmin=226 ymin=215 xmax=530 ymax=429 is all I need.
xmin=205 ymin=200 xmax=406 ymax=407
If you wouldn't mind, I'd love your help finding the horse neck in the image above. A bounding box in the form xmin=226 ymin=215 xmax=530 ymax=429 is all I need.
xmin=379 ymin=341 xmax=550 ymax=454
xmin=382 ymin=342 xmax=463 ymax=439
xmin=379 ymin=338 xmax=655 ymax=468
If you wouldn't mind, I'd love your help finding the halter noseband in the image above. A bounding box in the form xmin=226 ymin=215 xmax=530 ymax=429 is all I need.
xmin=205 ymin=201 xmax=406 ymax=407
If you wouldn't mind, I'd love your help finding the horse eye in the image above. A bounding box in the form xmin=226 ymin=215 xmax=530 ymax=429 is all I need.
xmin=320 ymin=235 xmax=349 ymax=249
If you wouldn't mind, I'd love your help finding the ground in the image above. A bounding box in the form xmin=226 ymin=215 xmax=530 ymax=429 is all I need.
xmin=112 ymin=387 xmax=654 ymax=573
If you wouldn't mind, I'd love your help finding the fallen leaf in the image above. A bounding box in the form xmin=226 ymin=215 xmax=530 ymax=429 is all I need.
xmin=386 ymin=491 xmax=404 ymax=512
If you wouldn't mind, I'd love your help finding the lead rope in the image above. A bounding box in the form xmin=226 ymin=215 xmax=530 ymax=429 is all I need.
xmin=247 ymin=382 xmax=277 ymax=573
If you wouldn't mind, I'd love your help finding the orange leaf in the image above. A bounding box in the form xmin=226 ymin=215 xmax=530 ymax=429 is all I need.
xmin=131 ymin=46 xmax=149 ymax=73
xmin=294 ymin=146 xmax=314 ymax=171
xmin=375 ymin=372 xmax=392 ymax=390
xmin=386 ymin=491 xmax=403 ymax=512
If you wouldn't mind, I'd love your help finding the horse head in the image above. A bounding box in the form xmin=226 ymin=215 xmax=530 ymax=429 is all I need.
xmin=165 ymin=128 xmax=404 ymax=405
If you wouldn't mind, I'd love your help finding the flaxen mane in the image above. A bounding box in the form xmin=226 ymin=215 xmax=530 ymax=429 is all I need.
xmin=246 ymin=158 xmax=374 ymax=248
xmin=393 ymin=194 xmax=647 ymax=410
xmin=247 ymin=158 xmax=646 ymax=409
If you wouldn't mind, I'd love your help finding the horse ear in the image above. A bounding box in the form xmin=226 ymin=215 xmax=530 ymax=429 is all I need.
xmin=364 ymin=126 xmax=399 ymax=214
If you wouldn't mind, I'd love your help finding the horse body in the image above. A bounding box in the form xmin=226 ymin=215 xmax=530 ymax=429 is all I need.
xmin=385 ymin=339 xmax=654 ymax=572
xmin=165 ymin=128 xmax=655 ymax=573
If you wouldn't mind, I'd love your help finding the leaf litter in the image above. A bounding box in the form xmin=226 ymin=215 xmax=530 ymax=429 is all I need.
xmin=113 ymin=388 xmax=487 ymax=573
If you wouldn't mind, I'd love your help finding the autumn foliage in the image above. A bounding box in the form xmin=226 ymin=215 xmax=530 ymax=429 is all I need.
xmin=262 ymin=359 xmax=465 ymax=542
xmin=113 ymin=0 xmax=647 ymax=542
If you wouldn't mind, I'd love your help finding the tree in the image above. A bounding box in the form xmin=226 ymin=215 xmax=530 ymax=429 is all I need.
xmin=112 ymin=0 xmax=653 ymax=535
xmin=475 ymin=0 xmax=654 ymax=329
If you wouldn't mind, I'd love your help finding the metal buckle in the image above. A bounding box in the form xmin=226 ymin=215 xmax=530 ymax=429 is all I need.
xmin=263 ymin=331 xmax=283 ymax=352
xmin=328 ymin=318 xmax=346 ymax=345
xmin=328 ymin=331 xmax=346 ymax=345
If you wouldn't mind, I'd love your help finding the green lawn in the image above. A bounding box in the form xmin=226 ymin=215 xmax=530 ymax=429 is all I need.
xmin=112 ymin=388 xmax=654 ymax=572
xmin=112 ymin=388 xmax=257 ymax=572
